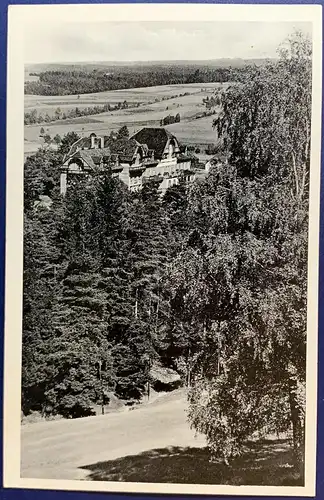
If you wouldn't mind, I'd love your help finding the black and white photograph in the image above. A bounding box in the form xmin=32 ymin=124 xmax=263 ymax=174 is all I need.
xmin=3 ymin=3 xmax=322 ymax=496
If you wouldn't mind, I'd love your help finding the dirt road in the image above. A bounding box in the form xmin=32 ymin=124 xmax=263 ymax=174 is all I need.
xmin=21 ymin=389 xmax=206 ymax=480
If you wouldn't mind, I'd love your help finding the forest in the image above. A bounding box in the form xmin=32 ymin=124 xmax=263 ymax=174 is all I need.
xmin=25 ymin=65 xmax=232 ymax=95
xmin=23 ymin=31 xmax=311 ymax=477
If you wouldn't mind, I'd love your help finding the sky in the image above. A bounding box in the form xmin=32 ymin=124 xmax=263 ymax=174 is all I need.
xmin=24 ymin=21 xmax=312 ymax=64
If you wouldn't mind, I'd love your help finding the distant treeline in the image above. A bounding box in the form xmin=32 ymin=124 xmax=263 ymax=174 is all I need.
xmin=24 ymin=66 xmax=232 ymax=95
xmin=24 ymin=101 xmax=135 ymax=125
xmin=24 ymin=91 xmax=198 ymax=125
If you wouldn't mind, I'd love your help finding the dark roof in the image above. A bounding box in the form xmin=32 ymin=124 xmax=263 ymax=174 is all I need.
xmin=66 ymin=132 xmax=162 ymax=167
xmin=76 ymin=148 xmax=112 ymax=169
xmin=102 ymin=136 xmax=139 ymax=162
xmin=112 ymin=138 xmax=138 ymax=160
xmin=67 ymin=136 xmax=91 ymax=156
xmin=131 ymin=128 xmax=175 ymax=158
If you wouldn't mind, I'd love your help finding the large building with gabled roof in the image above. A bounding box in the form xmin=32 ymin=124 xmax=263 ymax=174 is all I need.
xmin=130 ymin=127 xmax=180 ymax=159
xmin=60 ymin=127 xmax=199 ymax=195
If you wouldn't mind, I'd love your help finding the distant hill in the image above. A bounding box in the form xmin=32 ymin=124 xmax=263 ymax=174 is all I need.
xmin=25 ymin=58 xmax=275 ymax=75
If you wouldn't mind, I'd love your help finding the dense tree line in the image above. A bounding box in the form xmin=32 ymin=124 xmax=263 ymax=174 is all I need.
xmin=25 ymin=92 xmax=193 ymax=125
xmin=24 ymin=101 xmax=133 ymax=125
xmin=25 ymin=66 xmax=232 ymax=96
xmin=23 ymin=32 xmax=310 ymax=481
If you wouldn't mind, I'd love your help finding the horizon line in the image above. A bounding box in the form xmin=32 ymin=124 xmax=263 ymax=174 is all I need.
xmin=25 ymin=56 xmax=278 ymax=66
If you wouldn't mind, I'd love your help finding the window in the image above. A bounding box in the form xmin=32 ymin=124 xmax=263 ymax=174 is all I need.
xmin=68 ymin=162 xmax=82 ymax=173
xmin=135 ymin=153 xmax=141 ymax=166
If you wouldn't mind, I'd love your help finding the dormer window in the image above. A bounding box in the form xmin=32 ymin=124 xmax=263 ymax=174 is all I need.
xmin=90 ymin=134 xmax=104 ymax=149
xmin=68 ymin=161 xmax=83 ymax=173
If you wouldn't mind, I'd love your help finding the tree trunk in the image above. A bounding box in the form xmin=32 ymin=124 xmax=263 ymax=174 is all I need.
xmin=187 ymin=346 xmax=191 ymax=387
xmin=217 ymin=329 xmax=221 ymax=376
xmin=155 ymin=292 xmax=160 ymax=332
xmin=134 ymin=288 xmax=138 ymax=319
xmin=99 ymin=360 xmax=104 ymax=415
xmin=148 ymin=295 xmax=151 ymax=318
xmin=288 ymin=378 xmax=304 ymax=480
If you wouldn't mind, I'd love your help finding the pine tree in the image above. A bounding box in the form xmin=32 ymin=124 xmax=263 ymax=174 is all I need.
xmin=47 ymin=264 xmax=113 ymax=417
xmin=120 ymin=183 xmax=173 ymax=390
xmin=117 ymin=125 xmax=129 ymax=140
xmin=58 ymin=132 xmax=81 ymax=155
xmin=93 ymin=171 xmax=150 ymax=400
xmin=42 ymin=174 xmax=113 ymax=417
xmin=163 ymin=178 xmax=189 ymax=255
xmin=22 ymin=202 xmax=62 ymax=415
xmin=24 ymin=149 xmax=62 ymax=211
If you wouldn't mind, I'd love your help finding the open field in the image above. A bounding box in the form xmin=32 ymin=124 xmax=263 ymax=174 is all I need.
xmin=24 ymin=83 xmax=225 ymax=114
xmin=166 ymin=116 xmax=217 ymax=145
xmin=21 ymin=389 xmax=301 ymax=486
xmin=24 ymin=83 xmax=224 ymax=154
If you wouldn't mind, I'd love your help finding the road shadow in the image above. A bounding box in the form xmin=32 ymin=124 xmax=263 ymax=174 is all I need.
xmin=79 ymin=439 xmax=303 ymax=486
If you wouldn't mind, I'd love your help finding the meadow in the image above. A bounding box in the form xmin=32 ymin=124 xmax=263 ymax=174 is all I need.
xmin=24 ymin=83 xmax=224 ymax=154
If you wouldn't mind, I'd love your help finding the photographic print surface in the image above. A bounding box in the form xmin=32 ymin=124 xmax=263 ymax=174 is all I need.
xmin=3 ymin=3 xmax=322 ymax=497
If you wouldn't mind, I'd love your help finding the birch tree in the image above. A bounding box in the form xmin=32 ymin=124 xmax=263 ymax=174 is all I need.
xmin=176 ymin=31 xmax=312 ymax=475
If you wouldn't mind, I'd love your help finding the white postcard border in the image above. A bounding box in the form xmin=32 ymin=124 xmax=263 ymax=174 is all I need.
xmin=4 ymin=3 xmax=322 ymax=497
